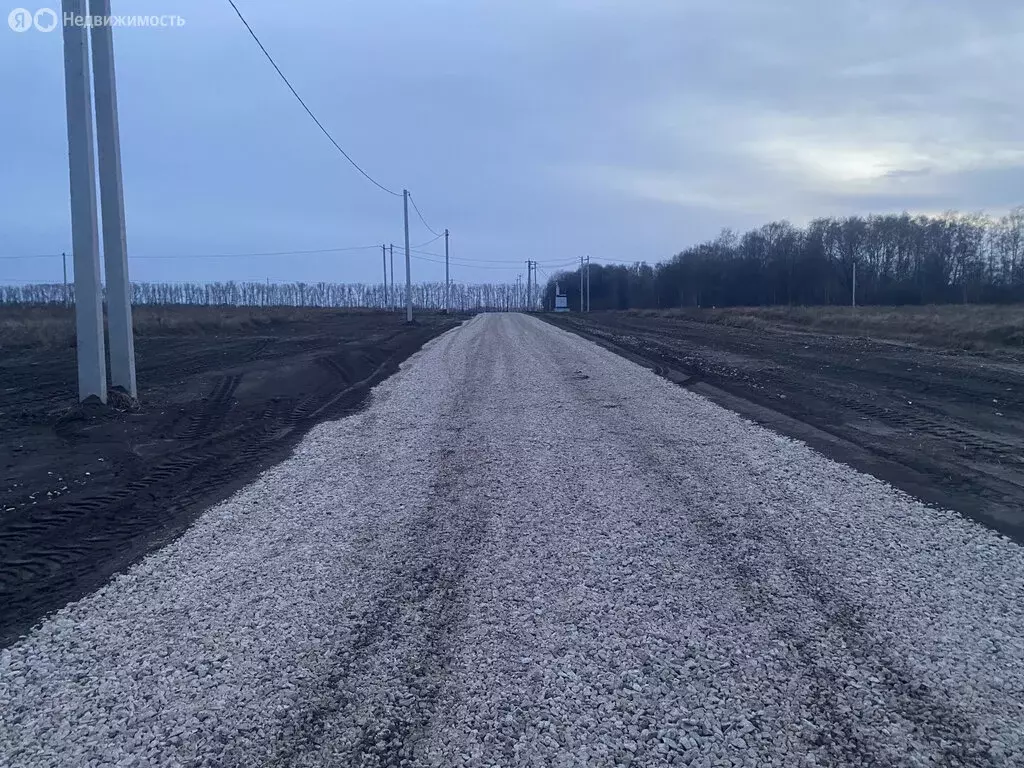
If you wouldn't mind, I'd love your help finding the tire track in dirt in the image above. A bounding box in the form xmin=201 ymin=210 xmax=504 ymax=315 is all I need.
xmin=0 ymin=318 xmax=460 ymax=648
xmin=210 ymin=326 xmax=496 ymax=767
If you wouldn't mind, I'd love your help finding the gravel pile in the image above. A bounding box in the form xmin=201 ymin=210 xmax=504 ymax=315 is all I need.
xmin=2 ymin=313 xmax=1023 ymax=767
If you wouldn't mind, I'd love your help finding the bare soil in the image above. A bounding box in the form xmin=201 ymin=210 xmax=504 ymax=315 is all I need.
xmin=0 ymin=308 xmax=460 ymax=647
xmin=545 ymin=311 xmax=1024 ymax=543
xmin=629 ymin=304 xmax=1024 ymax=352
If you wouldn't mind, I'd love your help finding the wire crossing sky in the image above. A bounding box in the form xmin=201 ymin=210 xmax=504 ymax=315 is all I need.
xmin=2 ymin=0 xmax=1022 ymax=286
xmin=224 ymin=0 xmax=401 ymax=199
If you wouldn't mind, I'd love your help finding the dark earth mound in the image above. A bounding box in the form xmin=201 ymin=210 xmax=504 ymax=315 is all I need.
xmin=0 ymin=309 xmax=460 ymax=647
xmin=546 ymin=311 xmax=1024 ymax=544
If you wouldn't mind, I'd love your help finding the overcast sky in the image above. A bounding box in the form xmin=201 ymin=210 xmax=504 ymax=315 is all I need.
xmin=2 ymin=0 xmax=1023 ymax=286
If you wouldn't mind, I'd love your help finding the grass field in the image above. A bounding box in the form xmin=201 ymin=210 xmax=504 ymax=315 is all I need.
xmin=0 ymin=305 xmax=426 ymax=348
xmin=623 ymin=304 xmax=1024 ymax=352
xmin=5 ymin=302 xmax=1023 ymax=353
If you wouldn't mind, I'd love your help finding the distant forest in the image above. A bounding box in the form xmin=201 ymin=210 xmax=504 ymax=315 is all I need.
xmin=0 ymin=280 xmax=534 ymax=312
xmin=6 ymin=209 xmax=1024 ymax=312
xmin=542 ymin=209 xmax=1024 ymax=310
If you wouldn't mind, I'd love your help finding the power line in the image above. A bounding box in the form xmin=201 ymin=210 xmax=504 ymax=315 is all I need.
xmin=410 ymin=250 xmax=555 ymax=271
xmin=410 ymin=254 xmax=518 ymax=271
xmin=131 ymin=245 xmax=382 ymax=260
xmin=488 ymin=257 xmax=580 ymax=268
xmin=420 ymin=253 xmax=578 ymax=267
xmin=225 ymin=0 xmax=400 ymax=197
xmin=409 ymin=254 xmax=447 ymax=265
xmin=0 ymin=254 xmax=62 ymax=260
xmin=412 ymin=234 xmax=444 ymax=249
xmin=407 ymin=192 xmax=442 ymax=237
xmin=1 ymin=247 xmax=584 ymax=270
xmin=0 ymin=254 xmax=61 ymax=260
xmin=402 ymin=249 xmax=579 ymax=268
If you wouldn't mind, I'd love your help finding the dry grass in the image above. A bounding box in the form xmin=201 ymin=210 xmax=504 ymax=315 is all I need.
xmin=623 ymin=305 xmax=1024 ymax=352
xmin=0 ymin=305 xmax=389 ymax=349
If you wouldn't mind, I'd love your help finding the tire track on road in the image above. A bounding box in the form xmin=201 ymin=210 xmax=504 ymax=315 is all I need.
xmin=540 ymin=319 xmax=1002 ymax=766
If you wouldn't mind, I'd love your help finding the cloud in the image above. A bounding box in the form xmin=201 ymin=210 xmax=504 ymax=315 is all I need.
xmin=1 ymin=0 xmax=1022 ymax=283
xmin=562 ymin=0 xmax=1024 ymax=234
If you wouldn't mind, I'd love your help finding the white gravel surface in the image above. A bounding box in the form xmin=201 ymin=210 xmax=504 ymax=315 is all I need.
xmin=2 ymin=312 xmax=1024 ymax=767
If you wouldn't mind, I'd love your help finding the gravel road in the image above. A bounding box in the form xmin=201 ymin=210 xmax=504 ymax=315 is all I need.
xmin=3 ymin=313 xmax=1024 ymax=767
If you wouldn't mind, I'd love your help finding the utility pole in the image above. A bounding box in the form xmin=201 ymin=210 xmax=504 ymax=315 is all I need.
xmin=382 ymin=243 xmax=388 ymax=308
xmin=852 ymin=262 xmax=857 ymax=308
xmin=444 ymin=228 xmax=450 ymax=314
xmin=62 ymin=252 xmax=69 ymax=306
xmin=389 ymin=244 xmax=395 ymax=310
xmin=525 ymin=261 xmax=533 ymax=311
xmin=580 ymin=256 xmax=585 ymax=312
xmin=62 ymin=0 xmax=106 ymax=404
xmin=91 ymin=0 xmax=136 ymax=397
xmin=517 ymin=274 xmax=521 ymax=310
xmin=403 ymin=190 xmax=412 ymax=322
xmin=586 ymin=255 xmax=591 ymax=312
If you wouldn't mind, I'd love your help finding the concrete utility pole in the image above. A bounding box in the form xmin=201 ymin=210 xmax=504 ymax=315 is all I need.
xmin=526 ymin=260 xmax=536 ymax=311
xmin=586 ymin=255 xmax=591 ymax=312
xmin=517 ymin=274 xmax=521 ymax=310
xmin=62 ymin=0 xmax=106 ymax=403
xmin=444 ymin=228 xmax=450 ymax=314
xmin=91 ymin=0 xmax=137 ymax=397
xmin=403 ymin=190 xmax=412 ymax=322
xmin=852 ymin=262 xmax=857 ymax=308
xmin=381 ymin=244 xmax=388 ymax=307
xmin=389 ymin=244 xmax=394 ymax=310
xmin=580 ymin=256 xmax=585 ymax=312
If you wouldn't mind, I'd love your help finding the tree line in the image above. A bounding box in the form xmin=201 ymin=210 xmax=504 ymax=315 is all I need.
xmin=0 ymin=280 xmax=541 ymax=312
xmin=541 ymin=208 xmax=1024 ymax=310
xmin=9 ymin=208 xmax=1022 ymax=313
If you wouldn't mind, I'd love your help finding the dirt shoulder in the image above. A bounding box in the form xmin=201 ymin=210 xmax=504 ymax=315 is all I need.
xmin=631 ymin=305 xmax=1024 ymax=353
xmin=544 ymin=311 xmax=1024 ymax=543
xmin=0 ymin=308 xmax=461 ymax=647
